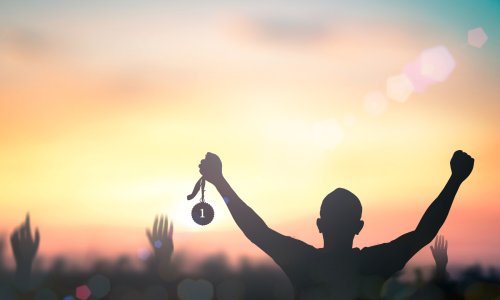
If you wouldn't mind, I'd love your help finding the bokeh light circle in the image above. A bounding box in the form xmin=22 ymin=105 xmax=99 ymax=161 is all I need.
xmin=419 ymin=46 xmax=456 ymax=82
xmin=88 ymin=274 xmax=110 ymax=298
xmin=178 ymin=279 xmax=214 ymax=300
xmin=402 ymin=58 xmax=436 ymax=93
xmin=386 ymin=74 xmax=414 ymax=103
xmin=468 ymin=27 xmax=488 ymax=48
xmin=76 ymin=285 xmax=92 ymax=300
xmin=363 ymin=91 xmax=388 ymax=116
xmin=138 ymin=247 xmax=151 ymax=260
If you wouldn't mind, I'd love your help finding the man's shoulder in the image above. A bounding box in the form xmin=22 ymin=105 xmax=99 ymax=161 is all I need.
xmin=359 ymin=232 xmax=416 ymax=258
xmin=356 ymin=241 xmax=410 ymax=278
xmin=358 ymin=240 xmax=406 ymax=264
xmin=264 ymin=236 xmax=317 ymax=270
xmin=281 ymin=236 xmax=317 ymax=251
xmin=359 ymin=242 xmax=391 ymax=255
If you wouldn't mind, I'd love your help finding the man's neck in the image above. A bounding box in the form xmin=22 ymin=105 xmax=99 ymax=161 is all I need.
xmin=321 ymin=234 xmax=354 ymax=253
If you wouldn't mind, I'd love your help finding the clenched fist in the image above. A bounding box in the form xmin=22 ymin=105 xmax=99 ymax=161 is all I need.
xmin=199 ymin=152 xmax=223 ymax=185
xmin=450 ymin=150 xmax=474 ymax=182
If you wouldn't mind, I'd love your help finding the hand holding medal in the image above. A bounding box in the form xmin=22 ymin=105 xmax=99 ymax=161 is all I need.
xmin=186 ymin=153 xmax=223 ymax=226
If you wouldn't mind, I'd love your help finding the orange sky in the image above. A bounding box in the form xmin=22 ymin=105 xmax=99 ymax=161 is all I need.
xmin=0 ymin=0 xmax=499 ymax=271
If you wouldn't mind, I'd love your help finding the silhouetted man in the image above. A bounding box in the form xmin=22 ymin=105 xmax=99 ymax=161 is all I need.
xmin=196 ymin=150 xmax=474 ymax=300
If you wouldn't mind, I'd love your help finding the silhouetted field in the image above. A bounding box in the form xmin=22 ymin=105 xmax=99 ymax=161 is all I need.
xmin=1 ymin=247 xmax=499 ymax=300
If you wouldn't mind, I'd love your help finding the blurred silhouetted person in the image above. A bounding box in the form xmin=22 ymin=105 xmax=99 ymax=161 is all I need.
xmin=195 ymin=150 xmax=474 ymax=299
xmin=430 ymin=235 xmax=448 ymax=283
xmin=10 ymin=213 xmax=39 ymax=293
xmin=147 ymin=214 xmax=174 ymax=279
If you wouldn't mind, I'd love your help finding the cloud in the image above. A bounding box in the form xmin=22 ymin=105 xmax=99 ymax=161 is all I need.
xmin=223 ymin=10 xmax=333 ymax=46
xmin=0 ymin=26 xmax=55 ymax=59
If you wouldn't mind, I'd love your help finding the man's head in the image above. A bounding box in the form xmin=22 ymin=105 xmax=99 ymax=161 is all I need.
xmin=316 ymin=188 xmax=364 ymax=238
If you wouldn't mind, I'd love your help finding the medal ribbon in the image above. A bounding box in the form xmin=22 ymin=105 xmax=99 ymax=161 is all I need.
xmin=187 ymin=177 xmax=206 ymax=203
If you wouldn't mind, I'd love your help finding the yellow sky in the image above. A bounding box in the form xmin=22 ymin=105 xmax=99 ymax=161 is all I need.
xmin=0 ymin=6 xmax=499 ymax=270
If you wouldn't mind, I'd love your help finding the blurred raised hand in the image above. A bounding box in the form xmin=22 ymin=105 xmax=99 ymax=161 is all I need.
xmin=146 ymin=214 xmax=174 ymax=268
xmin=11 ymin=213 xmax=40 ymax=267
xmin=11 ymin=213 xmax=40 ymax=292
xmin=430 ymin=235 xmax=448 ymax=282
xmin=430 ymin=235 xmax=448 ymax=267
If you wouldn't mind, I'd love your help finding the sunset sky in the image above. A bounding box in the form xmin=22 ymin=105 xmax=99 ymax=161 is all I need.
xmin=0 ymin=0 xmax=499 ymax=272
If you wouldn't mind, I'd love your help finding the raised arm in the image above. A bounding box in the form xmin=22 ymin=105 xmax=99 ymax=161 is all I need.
xmin=413 ymin=150 xmax=474 ymax=247
xmin=365 ymin=151 xmax=473 ymax=275
xmin=198 ymin=153 xmax=280 ymax=244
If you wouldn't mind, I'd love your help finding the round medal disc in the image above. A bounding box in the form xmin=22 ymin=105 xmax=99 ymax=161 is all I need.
xmin=192 ymin=202 xmax=214 ymax=226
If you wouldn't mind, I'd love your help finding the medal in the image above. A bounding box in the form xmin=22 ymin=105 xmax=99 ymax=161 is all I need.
xmin=187 ymin=177 xmax=214 ymax=226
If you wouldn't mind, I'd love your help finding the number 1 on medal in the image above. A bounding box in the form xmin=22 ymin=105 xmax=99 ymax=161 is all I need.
xmin=201 ymin=209 xmax=205 ymax=218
